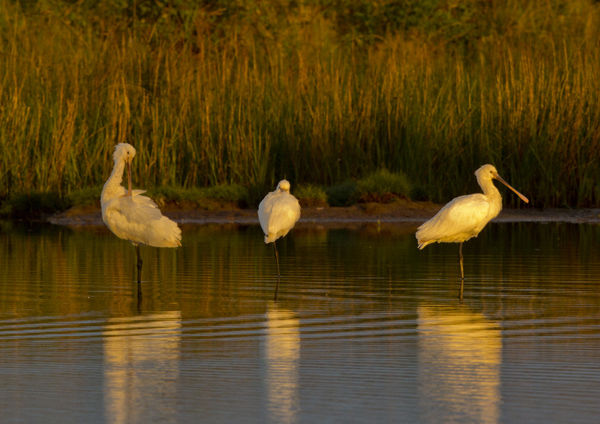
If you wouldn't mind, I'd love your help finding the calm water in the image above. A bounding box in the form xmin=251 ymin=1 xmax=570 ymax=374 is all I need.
xmin=1 ymin=220 xmax=600 ymax=424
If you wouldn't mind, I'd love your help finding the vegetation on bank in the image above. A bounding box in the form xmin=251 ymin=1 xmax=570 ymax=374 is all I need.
xmin=1 ymin=0 xmax=600 ymax=217
xmin=0 ymin=169 xmax=416 ymax=218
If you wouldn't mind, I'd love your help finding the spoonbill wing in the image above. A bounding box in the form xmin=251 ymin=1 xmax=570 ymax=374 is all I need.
xmin=118 ymin=195 xmax=164 ymax=222
xmin=104 ymin=195 xmax=172 ymax=245
xmin=267 ymin=204 xmax=300 ymax=237
xmin=417 ymin=194 xmax=491 ymax=245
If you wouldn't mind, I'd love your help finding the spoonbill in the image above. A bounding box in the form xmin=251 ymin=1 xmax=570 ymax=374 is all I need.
xmin=416 ymin=164 xmax=528 ymax=298
xmin=258 ymin=180 xmax=301 ymax=300
xmin=101 ymin=143 xmax=181 ymax=283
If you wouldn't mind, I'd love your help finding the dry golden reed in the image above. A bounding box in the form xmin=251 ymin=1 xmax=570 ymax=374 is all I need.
xmin=1 ymin=0 xmax=600 ymax=207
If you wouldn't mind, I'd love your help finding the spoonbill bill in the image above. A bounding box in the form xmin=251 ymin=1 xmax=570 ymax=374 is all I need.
xmin=258 ymin=180 xmax=301 ymax=300
xmin=101 ymin=143 xmax=181 ymax=282
xmin=416 ymin=164 xmax=528 ymax=297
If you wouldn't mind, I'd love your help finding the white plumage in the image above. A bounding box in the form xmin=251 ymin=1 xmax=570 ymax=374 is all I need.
xmin=101 ymin=143 xmax=181 ymax=281
xmin=259 ymin=180 xmax=301 ymax=244
xmin=416 ymin=164 xmax=528 ymax=294
xmin=258 ymin=179 xmax=301 ymax=300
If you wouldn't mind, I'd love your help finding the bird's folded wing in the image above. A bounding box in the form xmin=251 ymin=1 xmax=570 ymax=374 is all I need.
xmin=268 ymin=207 xmax=299 ymax=235
xmin=258 ymin=194 xmax=274 ymax=233
xmin=431 ymin=194 xmax=491 ymax=233
xmin=118 ymin=195 xmax=164 ymax=223
xmin=418 ymin=194 xmax=491 ymax=238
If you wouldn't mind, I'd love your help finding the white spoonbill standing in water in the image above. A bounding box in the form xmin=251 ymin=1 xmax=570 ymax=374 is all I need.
xmin=416 ymin=164 xmax=528 ymax=298
xmin=101 ymin=143 xmax=182 ymax=283
xmin=258 ymin=180 xmax=301 ymax=300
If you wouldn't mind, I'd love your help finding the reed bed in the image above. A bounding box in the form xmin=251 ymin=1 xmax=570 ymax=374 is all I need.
xmin=1 ymin=0 xmax=600 ymax=208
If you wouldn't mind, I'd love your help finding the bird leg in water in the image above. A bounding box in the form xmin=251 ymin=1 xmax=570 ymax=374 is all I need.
xmin=274 ymin=276 xmax=281 ymax=302
xmin=273 ymin=240 xmax=281 ymax=277
xmin=273 ymin=240 xmax=281 ymax=301
xmin=135 ymin=244 xmax=143 ymax=283
xmin=137 ymin=281 xmax=143 ymax=312
xmin=459 ymin=242 xmax=464 ymax=280
xmin=459 ymin=242 xmax=464 ymax=300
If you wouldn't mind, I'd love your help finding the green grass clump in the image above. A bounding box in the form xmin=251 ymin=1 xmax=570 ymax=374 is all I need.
xmin=202 ymin=184 xmax=249 ymax=204
xmin=409 ymin=185 xmax=429 ymax=202
xmin=0 ymin=192 xmax=66 ymax=219
xmin=0 ymin=183 xmax=250 ymax=218
xmin=355 ymin=169 xmax=412 ymax=203
xmin=326 ymin=181 xmax=359 ymax=207
xmin=325 ymin=170 xmax=413 ymax=206
xmin=148 ymin=186 xmax=199 ymax=203
xmin=64 ymin=187 xmax=103 ymax=208
xmin=0 ymin=187 xmax=102 ymax=218
xmin=149 ymin=184 xmax=249 ymax=210
xmin=294 ymin=184 xmax=328 ymax=207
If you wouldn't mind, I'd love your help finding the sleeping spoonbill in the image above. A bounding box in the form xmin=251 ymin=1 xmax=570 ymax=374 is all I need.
xmin=416 ymin=164 xmax=528 ymax=298
xmin=258 ymin=180 xmax=301 ymax=300
xmin=101 ymin=143 xmax=181 ymax=283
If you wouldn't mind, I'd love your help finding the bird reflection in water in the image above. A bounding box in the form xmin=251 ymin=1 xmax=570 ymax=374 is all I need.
xmin=417 ymin=305 xmax=501 ymax=424
xmin=103 ymin=311 xmax=182 ymax=424
xmin=263 ymin=306 xmax=301 ymax=424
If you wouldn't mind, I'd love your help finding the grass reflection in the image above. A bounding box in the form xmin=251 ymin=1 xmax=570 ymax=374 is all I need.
xmin=1 ymin=221 xmax=600 ymax=316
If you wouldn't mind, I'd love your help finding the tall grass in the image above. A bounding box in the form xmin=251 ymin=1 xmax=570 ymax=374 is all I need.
xmin=1 ymin=0 xmax=600 ymax=207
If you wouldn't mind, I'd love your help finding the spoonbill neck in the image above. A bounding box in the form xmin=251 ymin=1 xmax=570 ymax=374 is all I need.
xmin=479 ymin=177 xmax=502 ymax=200
xmin=101 ymin=159 xmax=128 ymax=202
